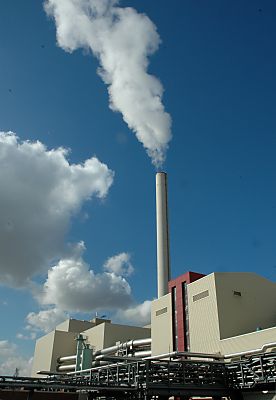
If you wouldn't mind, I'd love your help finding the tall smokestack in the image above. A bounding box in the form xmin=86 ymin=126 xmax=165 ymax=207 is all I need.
xmin=156 ymin=172 xmax=170 ymax=298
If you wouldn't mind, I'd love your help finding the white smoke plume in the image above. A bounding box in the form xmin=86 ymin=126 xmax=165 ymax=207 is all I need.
xmin=44 ymin=0 xmax=172 ymax=167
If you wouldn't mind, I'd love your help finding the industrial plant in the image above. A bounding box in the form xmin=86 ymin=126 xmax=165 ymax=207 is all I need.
xmin=1 ymin=173 xmax=276 ymax=400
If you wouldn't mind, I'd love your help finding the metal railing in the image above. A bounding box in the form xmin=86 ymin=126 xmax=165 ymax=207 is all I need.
xmin=0 ymin=351 xmax=275 ymax=398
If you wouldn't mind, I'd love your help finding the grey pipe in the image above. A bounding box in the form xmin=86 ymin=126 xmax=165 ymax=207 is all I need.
xmin=132 ymin=350 xmax=152 ymax=357
xmin=57 ymin=364 xmax=76 ymax=372
xmin=94 ymin=338 xmax=151 ymax=357
xmin=144 ymin=351 xmax=223 ymax=361
xmin=95 ymin=355 xmax=141 ymax=362
xmin=57 ymin=355 xmax=77 ymax=363
xmin=223 ymin=341 xmax=276 ymax=359
xmin=132 ymin=338 xmax=151 ymax=347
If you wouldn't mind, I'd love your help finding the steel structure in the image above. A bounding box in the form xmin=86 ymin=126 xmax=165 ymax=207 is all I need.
xmin=0 ymin=352 xmax=275 ymax=399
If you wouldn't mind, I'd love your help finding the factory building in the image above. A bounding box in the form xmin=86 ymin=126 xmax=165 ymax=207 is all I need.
xmin=32 ymin=318 xmax=151 ymax=376
xmin=32 ymin=270 xmax=276 ymax=377
xmin=151 ymin=270 xmax=276 ymax=357
xmin=31 ymin=172 xmax=276 ymax=400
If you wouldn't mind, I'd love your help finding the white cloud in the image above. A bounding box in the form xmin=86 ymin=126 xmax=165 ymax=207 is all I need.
xmin=0 ymin=132 xmax=114 ymax=287
xmin=44 ymin=0 xmax=172 ymax=167
xmin=0 ymin=340 xmax=33 ymax=376
xmin=103 ymin=252 xmax=134 ymax=277
xmin=0 ymin=340 xmax=16 ymax=357
xmin=16 ymin=332 xmax=37 ymax=340
xmin=26 ymin=247 xmax=151 ymax=330
xmin=0 ymin=356 xmax=33 ymax=377
xmin=39 ymin=242 xmax=133 ymax=312
xmin=26 ymin=308 xmax=68 ymax=334
xmin=115 ymin=300 xmax=152 ymax=326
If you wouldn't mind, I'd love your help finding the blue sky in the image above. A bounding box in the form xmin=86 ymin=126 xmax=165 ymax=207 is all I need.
xmin=0 ymin=0 xmax=275 ymax=374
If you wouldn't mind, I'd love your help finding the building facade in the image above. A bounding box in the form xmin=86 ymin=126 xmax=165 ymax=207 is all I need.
xmin=151 ymin=271 xmax=276 ymax=356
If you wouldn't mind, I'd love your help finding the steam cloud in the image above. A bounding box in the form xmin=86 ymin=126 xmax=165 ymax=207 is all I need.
xmin=44 ymin=0 xmax=172 ymax=167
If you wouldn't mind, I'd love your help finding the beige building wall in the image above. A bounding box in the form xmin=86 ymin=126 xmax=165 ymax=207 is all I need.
xmin=83 ymin=322 xmax=151 ymax=352
xmin=215 ymin=272 xmax=276 ymax=339
xmin=32 ymin=330 xmax=55 ymax=377
xmin=56 ymin=318 xmax=95 ymax=333
xmin=188 ymin=272 xmax=276 ymax=355
xmin=151 ymin=293 xmax=173 ymax=356
xmin=102 ymin=323 xmax=150 ymax=348
xmin=220 ymin=326 xmax=276 ymax=355
xmin=82 ymin=323 xmax=105 ymax=352
xmin=188 ymin=273 xmax=221 ymax=354
xmin=32 ymin=330 xmax=76 ymax=377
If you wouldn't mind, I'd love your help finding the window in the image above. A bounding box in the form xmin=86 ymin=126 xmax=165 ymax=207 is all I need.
xmin=233 ymin=291 xmax=242 ymax=296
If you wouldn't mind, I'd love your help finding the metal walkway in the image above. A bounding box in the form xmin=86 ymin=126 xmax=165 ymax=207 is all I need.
xmin=0 ymin=352 xmax=275 ymax=399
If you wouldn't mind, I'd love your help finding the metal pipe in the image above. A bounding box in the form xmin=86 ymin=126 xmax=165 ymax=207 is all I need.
xmin=144 ymin=342 xmax=276 ymax=362
xmin=67 ymin=359 xmax=141 ymax=376
xmin=223 ymin=342 xmax=276 ymax=359
xmin=156 ymin=172 xmax=170 ymax=298
xmin=57 ymin=355 xmax=77 ymax=363
xmin=91 ymin=361 xmax=108 ymax=367
xmin=132 ymin=338 xmax=152 ymax=347
xmin=57 ymin=364 xmax=76 ymax=372
xmin=144 ymin=350 xmax=223 ymax=361
xmin=132 ymin=350 xmax=151 ymax=357
xmin=94 ymin=338 xmax=151 ymax=357
xmin=95 ymin=355 xmax=141 ymax=362
xmin=95 ymin=344 xmax=119 ymax=356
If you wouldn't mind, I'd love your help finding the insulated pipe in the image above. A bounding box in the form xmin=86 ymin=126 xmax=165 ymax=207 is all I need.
xmin=95 ymin=344 xmax=118 ymax=356
xmin=132 ymin=338 xmax=152 ymax=347
xmin=156 ymin=172 xmax=170 ymax=298
xmin=144 ymin=343 xmax=276 ymax=362
xmin=94 ymin=338 xmax=152 ymax=357
xmin=144 ymin=351 xmax=223 ymax=361
xmin=57 ymin=364 xmax=76 ymax=372
xmin=67 ymin=359 xmax=144 ymax=376
xmin=91 ymin=361 xmax=108 ymax=367
xmin=95 ymin=355 xmax=142 ymax=362
xmin=57 ymin=355 xmax=77 ymax=363
xmin=132 ymin=350 xmax=152 ymax=358
xmin=223 ymin=342 xmax=276 ymax=359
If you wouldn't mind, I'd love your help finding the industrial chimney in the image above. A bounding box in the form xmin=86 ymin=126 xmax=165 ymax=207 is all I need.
xmin=156 ymin=172 xmax=170 ymax=298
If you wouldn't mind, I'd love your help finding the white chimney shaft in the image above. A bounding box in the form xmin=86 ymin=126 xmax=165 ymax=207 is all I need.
xmin=156 ymin=172 xmax=170 ymax=298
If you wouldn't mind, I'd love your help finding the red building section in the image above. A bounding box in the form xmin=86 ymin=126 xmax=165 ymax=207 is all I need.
xmin=168 ymin=271 xmax=205 ymax=352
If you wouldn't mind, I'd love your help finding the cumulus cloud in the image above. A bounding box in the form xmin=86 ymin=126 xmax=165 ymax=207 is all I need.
xmin=26 ymin=308 xmax=68 ymax=334
xmin=39 ymin=242 xmax=133 ymax=312
xmin=0 ymin=340 xmax=33 ymax=376
xmin=0 ymin=132 xmax=114 ymax=286
xmin=115 ymin=300 xmax=152 ymax=326
xmin=25 ymin=247 xmax=152 ymax=331
xmin=44 ymin=0 xmax=172 ymax=167
xmin=104 ymin=252 xmax=134 ymax=277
